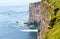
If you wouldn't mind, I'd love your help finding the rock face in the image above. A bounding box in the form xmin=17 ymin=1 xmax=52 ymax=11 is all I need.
xmin=29 ymin=2 xmax=41 ymax=39
xmin=29 ymin=0 xmax=60 ymax=39
xmin=28 ymin=2 xmax=41 ymax=29
xmin=29 ymin=2 xmax=41 ymax=24
xmin=29 ymin=1 xmax=49 ymax=39
xmin=39 ymin=1 xmax=49 ymax=39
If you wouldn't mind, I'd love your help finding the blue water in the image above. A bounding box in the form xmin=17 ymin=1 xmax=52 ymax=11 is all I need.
xmin=0 ymin=6 xmax=37 ymax=39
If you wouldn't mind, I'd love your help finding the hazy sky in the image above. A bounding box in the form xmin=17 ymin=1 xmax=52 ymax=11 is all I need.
xmin=0 ymin=0 xmax=41 ymax=6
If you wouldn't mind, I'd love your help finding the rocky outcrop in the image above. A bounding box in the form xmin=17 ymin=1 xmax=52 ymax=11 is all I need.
xmin=29 ymin=2 xmax=41 ymax=39
xmin=29 ymin=2 xmax=41 ymax=24
xmin=28 ymin=1 xmax=41 ymax=29
xmin=29 ymin=1 xmax=50 ymax=39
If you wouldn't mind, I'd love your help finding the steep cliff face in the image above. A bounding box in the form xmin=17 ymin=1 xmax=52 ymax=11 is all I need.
xmin=29 ymin=0 xmax=60 ymax=39
xmin=29 ymin=1 xmax=50 ymax=39
xmin=28 ymin=2 xmax=41 ymax=29
xmin=29 ymin=2 xmax=41 ymax=23
xmin=29 ymin=2 xmax=41 ymax=39
xmin=38 ymin=1 xmax=51 ymax=39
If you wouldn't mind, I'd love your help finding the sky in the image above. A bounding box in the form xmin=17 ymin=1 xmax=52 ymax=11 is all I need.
xmin=0 ymin=0 xmax=41 ymax=6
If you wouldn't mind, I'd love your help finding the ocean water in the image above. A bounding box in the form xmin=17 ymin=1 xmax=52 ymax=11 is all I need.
xmin=0 ymin=6 xmax=37 ymax=39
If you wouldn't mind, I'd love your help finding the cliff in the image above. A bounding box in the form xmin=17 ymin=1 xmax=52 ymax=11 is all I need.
xmin=29 ymin=1 xmax=50 ymax=39
xmin=29 ymin=2 xmax=41 ymax=24
xmin=28 ymin=2 xmax=41 ymax=29
xmin=29 ymin=0 xmax=60 ymax=39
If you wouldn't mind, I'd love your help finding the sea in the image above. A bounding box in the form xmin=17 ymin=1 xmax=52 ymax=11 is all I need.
xmin=0 ymin=5 xmax=38 ymax=39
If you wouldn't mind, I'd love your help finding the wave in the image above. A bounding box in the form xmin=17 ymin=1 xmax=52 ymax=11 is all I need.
xmin=20 ymin=29 xmax=38 ymax=32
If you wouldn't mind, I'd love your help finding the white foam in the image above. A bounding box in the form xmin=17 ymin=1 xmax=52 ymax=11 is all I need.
xmin=20 ymin=29 xmax=38 ymax=32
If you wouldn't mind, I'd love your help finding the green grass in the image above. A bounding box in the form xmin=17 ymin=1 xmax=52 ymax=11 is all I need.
xmin=43 ymin=0 xmax=60 ymax=39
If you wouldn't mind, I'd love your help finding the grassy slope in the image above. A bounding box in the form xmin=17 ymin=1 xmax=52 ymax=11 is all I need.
xmin=44 ymin=0 xmax=60 ymax=39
